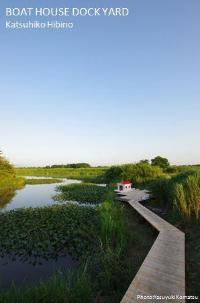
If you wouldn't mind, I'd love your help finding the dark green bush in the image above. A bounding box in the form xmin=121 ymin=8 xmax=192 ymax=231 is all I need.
xmin=104 ymin=163 xmax=163 ymax=186
xmin=104 ymin=166 xmax=123 ymax=184
xmin=148 ymin=176 xmax=171 ymax=207
xmin=122 ymin=163 xmax=163 ymax=185
xmin=151 ymin=156 xmax=170 ymax=169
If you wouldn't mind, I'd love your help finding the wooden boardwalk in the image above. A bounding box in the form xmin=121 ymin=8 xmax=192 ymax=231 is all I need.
xmin=116 ymin=189 xmax=185 ymax=303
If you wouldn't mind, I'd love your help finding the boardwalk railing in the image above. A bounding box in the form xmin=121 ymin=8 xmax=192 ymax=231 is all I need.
xmin=116 ymin=189 xmax=185 ymax=303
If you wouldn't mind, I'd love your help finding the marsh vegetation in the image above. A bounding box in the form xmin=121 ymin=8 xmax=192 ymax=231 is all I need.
xmin=1 ymin=154 xmax=199 ymax=301
xmin=0 ymin=205 xmax=99 ymax=264
xmin=55 ymin=183 xmax=108 ymax=204
xmin=0 ymin=186 xmax=156 ymax=302
xmin=104 ymin=159 xmax=200 ymax=298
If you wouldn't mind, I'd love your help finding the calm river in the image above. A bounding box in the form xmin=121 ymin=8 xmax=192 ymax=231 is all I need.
xmin=0 ymin=177 xmax=82 ymax=289
xmin=0 ymin=177 xmax=81 ymax=212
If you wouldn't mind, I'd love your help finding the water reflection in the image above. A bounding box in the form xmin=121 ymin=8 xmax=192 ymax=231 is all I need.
xmin=0 ymin=189 xmax=16 ymax=209
xmin=0 ymin=178 xmax=81 ymax=212
xmin=0 ymin=177 xmax=84 ymax=290
xmin=0 ymin=255 xmax=78 ymax=290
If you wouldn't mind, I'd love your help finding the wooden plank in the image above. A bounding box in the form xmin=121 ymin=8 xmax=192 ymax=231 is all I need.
xmin=117 ymin=190 xmax=185 ymax=303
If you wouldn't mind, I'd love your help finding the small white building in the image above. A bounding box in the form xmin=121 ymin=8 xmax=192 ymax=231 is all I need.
xmin=117 ymin=181 xmax=132 ymax=191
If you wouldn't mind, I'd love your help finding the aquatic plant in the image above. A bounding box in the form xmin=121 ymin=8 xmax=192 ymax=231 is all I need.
xmin=0 ymin=187 xmax=157 ymax=303
xmin=55 ymin=183 xmax=108 ymax=204
xmin=0 ymin=205 xmax=100 ymax=263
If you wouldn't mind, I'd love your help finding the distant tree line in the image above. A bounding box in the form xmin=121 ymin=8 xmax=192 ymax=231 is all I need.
xmin=139 ymin=156 xmax=170 ymax=169
xmin=45 ymin=163 xmax=91 ymax=169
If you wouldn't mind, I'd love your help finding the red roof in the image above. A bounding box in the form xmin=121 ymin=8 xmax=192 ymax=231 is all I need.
xmin=120 ymin=181 xmax=131 ymax=185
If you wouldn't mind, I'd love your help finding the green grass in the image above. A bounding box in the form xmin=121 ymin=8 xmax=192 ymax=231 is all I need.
xmin=55 ymin=183 xmax=108 ymax=204
xmin=25 ymin=178 xmax=63 ymax=185
xmin=171 ymin=171 xmax=200 ymax=220
xmin=0 ymin=154 xmax=25 ymax=208
xmin=98 ymin=194 xmax=128 ymax=254
xmin=0 ymin=177 xmax=25 ymax=208
xmin=0 ymin=176 xmax=25 ymax=191
xmin=90 ymin=201 xmax=157 ymax=302
xmin=15 ymin=167 xmax=106 ymax=183
xmin=149 ymin=170 xmax=200 ymax=221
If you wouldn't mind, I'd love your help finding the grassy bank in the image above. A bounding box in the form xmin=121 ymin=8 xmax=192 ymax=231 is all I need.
xmin=25 ymin=178 xmax=63 ymax=185
xmin=0 ymin=176 xmax=25 ymax=209
xmin=0 ymin=155 xmax=25 ymax=208
xmin=15 ymin=167 xmax=106 ymax=183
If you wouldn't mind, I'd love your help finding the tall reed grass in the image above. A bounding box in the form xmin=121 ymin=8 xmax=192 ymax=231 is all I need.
xmin=98 ymin=192 xmax=128 ymax=255
xmin=150 ymin=170 xmax=200 ymax=221
xmin=172 ymin=171 xmax=200 ymax=220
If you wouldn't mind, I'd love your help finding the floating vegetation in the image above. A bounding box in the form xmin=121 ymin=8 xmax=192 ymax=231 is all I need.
xmin=0 ymin=205 xmax=100 ymax=264
xmin=55 ymin=183 xmax=108 ymax=204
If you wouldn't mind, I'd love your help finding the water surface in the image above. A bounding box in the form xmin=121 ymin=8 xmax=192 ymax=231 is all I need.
xmin=0 ymin=177 xmax=89 ymax=289
xmin=0 ymin=177 xmax=81 ymax=212
xmin=0 ymin=255 xmax=78 ymax=289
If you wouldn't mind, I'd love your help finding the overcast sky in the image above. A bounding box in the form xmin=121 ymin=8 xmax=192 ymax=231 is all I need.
xmin=0 ymin=0 xmax=200 ymax=166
